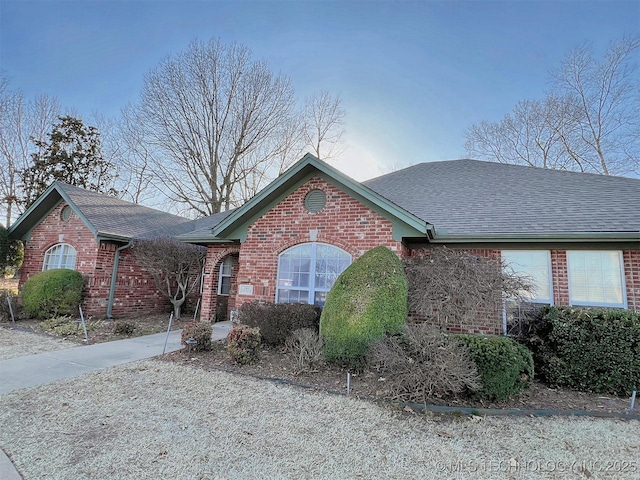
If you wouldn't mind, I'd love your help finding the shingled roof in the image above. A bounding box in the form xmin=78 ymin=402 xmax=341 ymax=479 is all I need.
xmin=364 ymin=159 xmax=640 ymax=240
xmin=9 ymin=182 xmax=198 ymax=241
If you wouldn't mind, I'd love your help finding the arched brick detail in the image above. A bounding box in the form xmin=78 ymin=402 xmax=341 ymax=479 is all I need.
xmin=200 ymin=244 xmax=241 ymax=322
xmin=273 ymin=235 xmax=358 ymax=259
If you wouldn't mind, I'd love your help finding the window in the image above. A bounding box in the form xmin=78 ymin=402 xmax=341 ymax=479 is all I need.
xmin=567 ymin=251 xmax=626 ymax=307
xmin=502 ymin=251 xmax=553 ymax=304
xmin=218 ymin=256 xmax=233 ymax=295
xmin=276 ymin=243 xmax=351 ymax=306
xmin=43 ymin=243 xmax=77 ymax=271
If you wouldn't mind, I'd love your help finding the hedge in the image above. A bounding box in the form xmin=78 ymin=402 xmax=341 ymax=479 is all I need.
xmin=528 ymin=307 xmax=640 ymax=396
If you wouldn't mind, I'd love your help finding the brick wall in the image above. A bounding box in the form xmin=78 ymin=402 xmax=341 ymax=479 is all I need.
xmin=200 ymin=245 xmax=241 ymax=321
xmin=85 ymin=246 xmax=170 ymax=317
xmin=20 ymin=203 xmax=99 ymax=285
xmin=18 ymin=201 xmax=171 ymax=317
xmin=200 ymin=177 xmax=404 ymax=321
xmin=624 ymin=250 xmax=640 ymax=312
xmin=406 ymin=247 xmax=504 ymax=335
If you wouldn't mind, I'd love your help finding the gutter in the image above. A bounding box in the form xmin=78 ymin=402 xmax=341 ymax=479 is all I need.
xmin=428 ymin=231 xmax=640 ymax=244
xmin=106 ymin=241 xmax=132 ymax=318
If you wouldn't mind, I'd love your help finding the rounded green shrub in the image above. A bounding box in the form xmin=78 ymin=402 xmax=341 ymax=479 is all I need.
xmin=320 ymin=246 xmax=408 ymax=370
xmin=458 ymin=334 xmax=534 ymax=401
xmin=22 ymin=269 xmax=84 ymax=318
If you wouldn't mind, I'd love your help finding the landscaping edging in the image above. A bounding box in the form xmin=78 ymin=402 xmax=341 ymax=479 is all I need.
xmin=168 ymin=359 xmax=640 ymax=421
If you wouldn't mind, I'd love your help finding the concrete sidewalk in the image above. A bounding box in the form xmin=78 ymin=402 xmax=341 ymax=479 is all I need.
xmin=0 ymin=329 xmax=183 ymax=395
xmin=0 ymin=321 xmax=232 ymax=395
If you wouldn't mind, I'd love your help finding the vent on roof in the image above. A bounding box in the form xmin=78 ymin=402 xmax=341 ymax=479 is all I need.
xmin=304 ymin=189 xmax=326 ymax=213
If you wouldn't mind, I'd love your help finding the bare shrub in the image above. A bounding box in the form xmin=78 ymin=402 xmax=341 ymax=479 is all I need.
xmin=132 ymin=237 xmax=205 ymax=319
xmin=369 ymin=324 xmax=482 ymax=404
xmin=405 ymin=247 xmax=532 ymax=328
xmin=285 ymin=328 xmax=325 ymax=373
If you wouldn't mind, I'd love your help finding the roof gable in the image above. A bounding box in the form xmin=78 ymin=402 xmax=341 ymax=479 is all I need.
xmin=8 ymin=182 xmax=194 ymax=242
xmin=204 ymin=153 xmax=431 ymax=243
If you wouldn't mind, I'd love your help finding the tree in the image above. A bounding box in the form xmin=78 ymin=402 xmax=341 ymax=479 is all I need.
xmin=132 ymin=237 xmax=205 ymax=319
xmin=0 ymin=76 xmax=60 ymax=226
xmin=465 ymin=36 xmax=640 ymax=176
xmin=302 ymin=90 xmax=346 ymax=160
xmin=21 ymin=115 xmax=117 ymax=208
xmin=123 ymin=38 xmax=346 ymax=217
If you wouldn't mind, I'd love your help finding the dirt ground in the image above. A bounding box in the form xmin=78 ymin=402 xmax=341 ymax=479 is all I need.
xmin=163 ymin=340 xmax=634 ymax=415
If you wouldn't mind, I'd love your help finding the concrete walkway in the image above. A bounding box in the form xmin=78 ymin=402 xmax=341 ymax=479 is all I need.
xmin=0 ymin=321 xmax=232 ymax=395
xmin=0 ymin=322 xmax=231 ymax=478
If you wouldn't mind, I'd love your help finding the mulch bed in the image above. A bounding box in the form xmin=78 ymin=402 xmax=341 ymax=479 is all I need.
xmin=9 ymin=313 xmax=193 ymax=345
xmin=163 ymin=340 xmax=635 ymax=416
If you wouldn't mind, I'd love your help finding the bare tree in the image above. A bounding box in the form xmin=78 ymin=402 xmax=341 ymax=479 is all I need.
xmin=551 ymin=36 xmax=640 ymax=176
xmin=465 ymin=36 xmax=640 ymax=176
xmin=127 ymin=39 xmax=298 ymax=216
xmin=302 ymin=90 xmax=346 ymax=160
xmin=465 ymin=99 xmax=568 ymax=170
xmin=132 ymin=237 xmax=205 ymax=319
xmin=0 ymin=77 xmax=60 ymax=226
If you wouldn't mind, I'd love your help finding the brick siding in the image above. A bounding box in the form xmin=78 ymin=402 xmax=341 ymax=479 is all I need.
xmin=18 ymin=202 xmax=170 ymax=317
xmin=200 ymin=177 xmax=404 ymax=322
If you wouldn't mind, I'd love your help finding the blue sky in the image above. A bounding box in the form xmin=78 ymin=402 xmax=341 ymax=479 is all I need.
xmin=1 ymin=0 xmax=638 ymax=180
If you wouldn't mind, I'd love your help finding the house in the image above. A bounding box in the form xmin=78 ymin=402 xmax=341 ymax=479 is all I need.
xmin=9 ymin=155 xmax=640 ymax=333
xmin=7 ymin=182 xmax=229 ymax=317
xmin=180 ymin=154 xmax=639 ymax=334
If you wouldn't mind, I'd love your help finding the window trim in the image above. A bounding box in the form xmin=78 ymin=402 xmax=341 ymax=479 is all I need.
xmin=502 ymin=250 xmax=554 ymax=305
xmin=567 ymin=250 xmax=627 ymax=308
xmin=217 ymin=256 xmax=233 ymax=296
xmin=42 ymin=243 xmax=77 ymax=271
xmin=275 ymin=242 xmax=351 ymax=305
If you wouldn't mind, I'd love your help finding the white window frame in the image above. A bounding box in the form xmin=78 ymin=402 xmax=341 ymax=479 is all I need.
xmin=567 ymin=250 xmax=627 ymax=308
xmin=276 ymin=242 xmax=351 ymax=306
xmin=42 ymin=243 xmax=77 ymax=271
xmin=217 ymin=256 xmax=233 ymax=296
xmin=502 ymin=250 xmax=554 ymax=305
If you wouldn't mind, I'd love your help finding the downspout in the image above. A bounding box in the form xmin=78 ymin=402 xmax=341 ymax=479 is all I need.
xmin=107 ymin=241 xmax=132 ymax=318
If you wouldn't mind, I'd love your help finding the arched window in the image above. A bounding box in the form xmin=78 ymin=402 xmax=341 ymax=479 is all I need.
xmin=276 ymin=243 xmax=351 ymax=306
xmin=42 ymin=243 xmax=77 ymax=271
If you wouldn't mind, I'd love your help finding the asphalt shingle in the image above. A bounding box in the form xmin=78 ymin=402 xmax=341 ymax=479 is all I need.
xmin=363 ymin=159 xmax=640 ymax=236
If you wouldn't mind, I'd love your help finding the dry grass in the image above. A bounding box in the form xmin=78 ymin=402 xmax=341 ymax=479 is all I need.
xmin=1 ymin=359 xmax=638 ymax=480
xmin=0 ymin=327 xmax=76 ymax=360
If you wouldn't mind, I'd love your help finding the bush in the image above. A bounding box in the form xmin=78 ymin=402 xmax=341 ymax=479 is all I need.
xmin=285 ymin=328 xmax=325 ymax=373
xmin=39 ymin=315 xmax=100 ymax=337
xmin=369 ymin=324 xmax=482 ymax=404
xmin=227 ymin=324 xmax=261 ymax=365
xmin=527 ymin=307 xmax=640 ymax=396
xmin=113 ymin=321 xmax=135 ymax=336
xmin=458 ymin=334 xmax=534 ymax=401
xmin=238 ymin=301 xmax=319 ymax=346
xmin=320 ymin=246 xmax=408 ymax=370
xmin=22 ymin=269 xmax=84 ymax=318
xmin=181 ymin=321 xmax=213 ymax=351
